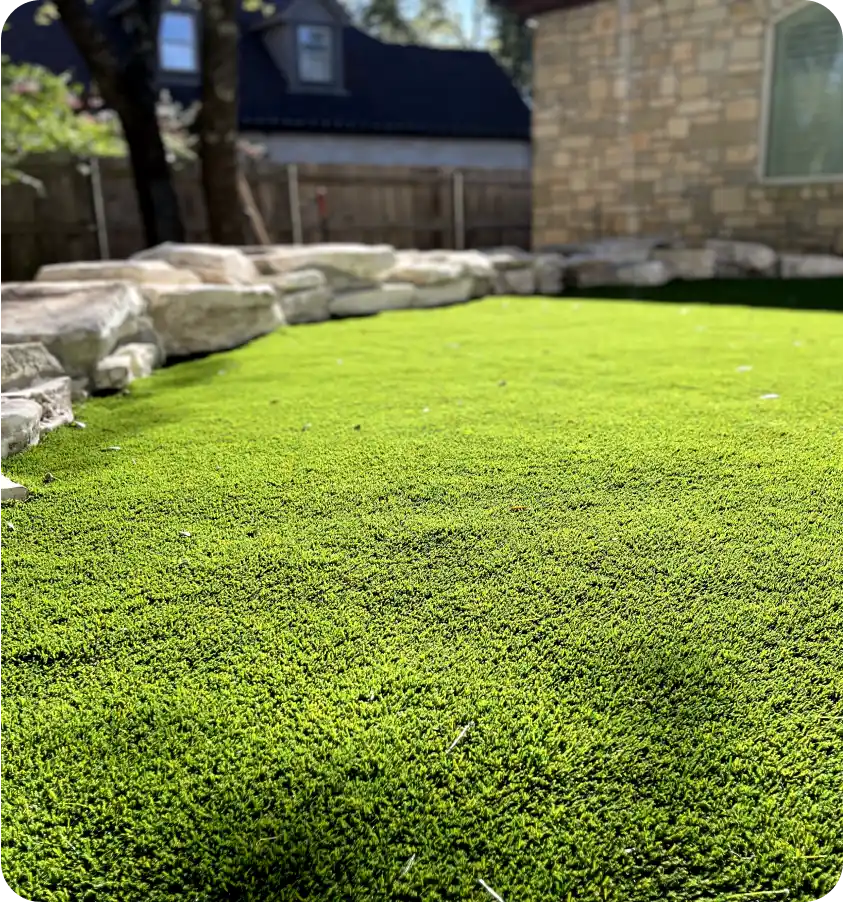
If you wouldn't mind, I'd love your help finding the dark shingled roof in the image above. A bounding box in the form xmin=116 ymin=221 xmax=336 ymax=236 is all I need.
xmin=2 ymin=0 xmax=530 ymax=141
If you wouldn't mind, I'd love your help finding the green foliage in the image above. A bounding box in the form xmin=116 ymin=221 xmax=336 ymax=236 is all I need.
xmin=1 ymin=57 xmax=122 ymax=190
xmin=1 ymin=57 xmax=200 ymax=192
xmin=349 ymin=0 xmax=532 ymax=94
xmin=486 ymin=2 xmax=532 ymax=95
xmin=3 ymin=298 xmax=843 ymax=901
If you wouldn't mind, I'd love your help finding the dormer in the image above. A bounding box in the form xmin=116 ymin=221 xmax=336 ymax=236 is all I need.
xmin=255 ymin=0 xmax=351 ymax=95
xmin=109 ymin=0 xmax=202 ymax=86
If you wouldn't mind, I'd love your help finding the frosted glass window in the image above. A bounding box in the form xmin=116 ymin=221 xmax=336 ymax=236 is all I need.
xmin=297 ymin=25 xmax=332 ymax=84
xmin=160 ymin=11 xmax=198 ymax=74
xmin=765 ymin=3 xmax=843 ymax=178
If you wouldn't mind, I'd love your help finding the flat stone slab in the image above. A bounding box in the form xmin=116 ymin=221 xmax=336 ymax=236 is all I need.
xmin=1 ymin=397 xmax=42 ymax=458
xmin=247 ymin=244 xmax=397 ymax=284
xmin=276 ymin=287 xmax=332 ymax=325
xmin=94 ymin=342 xmax=160 ymax=390
xmin=779 ymin=254 xmax=843 ymax=278
xmin=383 ymin=260 xmax=465 ymax=286
xmin=412 ymin=277 xmax=475 ymax=308
xmin=652 ymin=248 xmax=717 ymax=280
xmin=328 ymin=283 xmax=415 ymax=318
xmin=0 ymin=473 xmax=28 ymax=502
xmin=423 ymin=251 xmax=495 ymax=298
xmin=142 ymin=283 xmax=284 ymax=356
xmin=568 ymin=258 xmax=671 ymax=288
xmin=36 ymin=259 xmax=202 ymax=286
xmin=1 ymin=281 xmax=147 ymax=381
xmin=132 ymin=243 xmax=260 ymax=285
xmin=583 ymin=236 xmax=673 ymax=263
xmin=494 ymin=266 xmax=537 ymax=295
xmin=1 ymin=342 xmax=64 ymax=391
xmin=534 ymin=253 xmax=566 ymax=295
xmin=485 ymin=249 xmax=534 ymax=271
xmin=265 ymin=269 xmax=328 ymax=294
xmin=4 ymin=377 xmax=74 ymax=432
xmin=707 ymin=239 xmax=777 ymax=277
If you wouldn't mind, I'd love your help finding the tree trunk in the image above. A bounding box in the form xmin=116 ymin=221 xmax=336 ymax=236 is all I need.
xmin=55 ymin=0 xmax=185 ymax=246
xmin=199 ymin=0 xmax=247 ymax=246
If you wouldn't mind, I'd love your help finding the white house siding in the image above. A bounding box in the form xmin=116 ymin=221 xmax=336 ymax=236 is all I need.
xmin=244 ymin=132 xmax=532 ymax=170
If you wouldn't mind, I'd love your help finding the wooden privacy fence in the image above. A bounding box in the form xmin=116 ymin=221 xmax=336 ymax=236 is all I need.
xmin=1 ymin=156 xmax=532 ymax=282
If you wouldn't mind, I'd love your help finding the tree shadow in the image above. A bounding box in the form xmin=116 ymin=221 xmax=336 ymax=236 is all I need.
xmin=564 ymin=278 xmax=843 ymax=312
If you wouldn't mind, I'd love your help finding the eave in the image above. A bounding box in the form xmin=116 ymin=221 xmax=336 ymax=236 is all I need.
xmin=495 ymin=0 xmax=601 ymax=18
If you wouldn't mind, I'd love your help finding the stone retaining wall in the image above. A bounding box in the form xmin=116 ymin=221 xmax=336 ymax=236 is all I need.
xmin=2 ymin=238 xmax=842 ymax=470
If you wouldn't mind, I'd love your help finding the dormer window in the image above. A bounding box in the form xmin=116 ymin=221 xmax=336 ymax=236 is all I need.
xmin=159 ymin=10 xmax=199 ymax=74
xmin=297 ymin=25 xmax=333 ymax=84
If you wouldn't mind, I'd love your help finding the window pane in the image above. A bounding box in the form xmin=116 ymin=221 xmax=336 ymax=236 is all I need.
xmin=160 ymin=12 xmax=195 ymax=45
xmin=297 ymin=25 xmax=332 ymax=84
xmin=161 ymin=43 xmax=197 ymax=73
xmin=766 ymin=3 xmax=843 ymax=177
xmin=299 ymin=25 xmax=330 ymax=48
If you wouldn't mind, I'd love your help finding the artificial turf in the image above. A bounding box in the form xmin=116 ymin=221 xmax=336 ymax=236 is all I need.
xmin=2 ymin=297 xmax=842 ymax=902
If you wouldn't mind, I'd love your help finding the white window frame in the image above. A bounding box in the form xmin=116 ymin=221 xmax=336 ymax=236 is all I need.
xmin=159 ymin=10 xmax=200 ymax=75
xmin=296 ymin=24 xmax=334 ymax=86
xmin=757 ymin=0 xmax=843 ymax=184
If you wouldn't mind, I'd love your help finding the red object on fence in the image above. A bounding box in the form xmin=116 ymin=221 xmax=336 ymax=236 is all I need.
xmin=316 ymin=187 xmax=327 ymax=219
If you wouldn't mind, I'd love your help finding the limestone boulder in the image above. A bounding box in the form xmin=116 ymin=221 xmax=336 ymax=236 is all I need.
xmin=568 ymin=258 xmax=671 ymax=288
xmin=382 ymin=259 xmax=464 ymax=286
xmin=131 ymin=243 xmax=260 ymax=285
xmin=583 ymin=236 xmax=673 ymax=263
xmin=142 ymin=283 xmax=284 ymax=357
xmin=1 ymin=342 xmax=64 ymax=391
xmin=615 ymin=260 xmax=672 ymax=287
xmin=4 ymin=376 xmax=73 ymax=432
xmin=263 ymin=268 xmax=331 ymax=324
xmin=265 ymin=269 xmax=328 ymax=294
xmin=534 ymin=254 xmax=566 ymax=295
xmin=36 ymin=259 xmax=201 ymax=286
xmin=70 ymin=379 xmax=91 ymax=403
xmin=423 ymin=251 xmax=495 ymax=298
xmin=484 ymin=249 xmax=537 ymax=295
xmin=485 ymin=248 xmax=533 ymax=271
xmin=1 ymin=397 xmax=42 ymax=458
xmin=94 ymin=343 xmax=160 ymax=391
xmin=1 ymin=281 xmax=147 ymax=381
xmin=1 ymin=473 xmax=28 ymax=501
xmin=495 ymin=265 xmax=537 ymax=295
xmin=328 ymin=283 xmax=415 ymax=318
xmin=277 ymin=287 xmax=332 ymax=325
xmin=116 ymin=315 xmax=165 ymax=365
xmin=779 ymin=254 xmax=843 ymax=278
xmin=412 ymin=277 xmax=475 ymax=308
xmin=245 ymin=244 xmax=396 ymax=287
xmin=651 ymin=248 xmax=717 ymax=280
xmin=706 ymin=240 xmax=777 ymax=277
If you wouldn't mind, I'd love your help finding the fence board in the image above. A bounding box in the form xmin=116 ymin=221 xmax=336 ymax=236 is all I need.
xmin=1 ymin=156 xmax=531 ymax=281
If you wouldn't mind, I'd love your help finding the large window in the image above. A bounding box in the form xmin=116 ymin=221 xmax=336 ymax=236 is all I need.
xmin=159 ymin=11 xmax=199 ymax=74
xmin=297 ymin=25 xmax=333 ymax=85
xmin=765 ymin=2 xmax=843 ymax=179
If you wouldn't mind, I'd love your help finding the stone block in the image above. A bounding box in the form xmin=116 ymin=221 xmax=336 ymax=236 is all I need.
xmin=4 ymin=377 xmax=73 ymax=432
xmin=1 ymin=397 xmax=41 ymax=458
xmin=132 ymin=243 xmax=260 ymax=285
xmin=1 ymin=342 xmax=64 ymax=391
xmin=36 ymin=260 xmax=201 ymax=286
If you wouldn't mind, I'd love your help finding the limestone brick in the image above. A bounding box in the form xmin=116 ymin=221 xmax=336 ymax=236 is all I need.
xmin=530 ymin=0 xmax=842 ymax=252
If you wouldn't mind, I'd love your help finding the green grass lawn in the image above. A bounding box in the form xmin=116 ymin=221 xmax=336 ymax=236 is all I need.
xmin=3 ymin=297 xmax=843 ymax=902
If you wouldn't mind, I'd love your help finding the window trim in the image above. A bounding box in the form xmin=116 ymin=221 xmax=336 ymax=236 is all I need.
xmin=295 ymin=23 xmax=335 ymax=86
xmin=757 ymin=0 xmax=843 ymax=184
xmin=158 ymin=9 xmax=200 ymax=76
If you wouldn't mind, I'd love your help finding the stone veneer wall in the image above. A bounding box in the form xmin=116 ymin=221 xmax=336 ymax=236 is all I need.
xmin=531 ymin=0 xmax=843 ymax=252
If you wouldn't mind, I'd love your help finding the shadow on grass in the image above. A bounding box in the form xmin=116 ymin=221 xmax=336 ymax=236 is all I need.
xmin=563 ymin=278 xmax=843 ymax=312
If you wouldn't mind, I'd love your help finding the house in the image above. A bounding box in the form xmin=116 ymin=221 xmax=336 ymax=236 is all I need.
xmin=501 ymin=0 xmax=843 ymax=252
xmin=2 ymin=0 xmax=531 ymax=172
